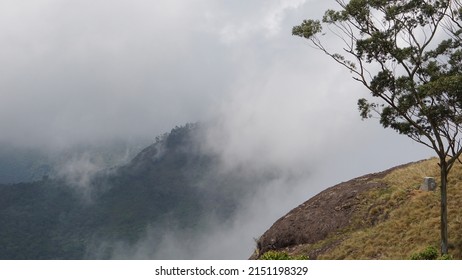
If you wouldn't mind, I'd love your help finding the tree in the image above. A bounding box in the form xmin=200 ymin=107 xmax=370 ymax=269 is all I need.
xmin=293 ymin=0 xmax=462 ymax=255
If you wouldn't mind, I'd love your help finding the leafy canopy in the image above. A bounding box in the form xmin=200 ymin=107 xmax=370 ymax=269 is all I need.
xmin=293 ymin=0 xmax=462 ymax=255
xmin=293 ymin=0 xmax=462 ymax=166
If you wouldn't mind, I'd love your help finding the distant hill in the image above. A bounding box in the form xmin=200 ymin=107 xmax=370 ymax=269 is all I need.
xmin=0 ymin=145 xmax=52 ymax=184
xmin=0 ymin=140 xmax=146 ymax=184
xmin=252 ymin=158 xmax=462 ymax=259
xmin=0 ymin=123 xmax=272 ymax=259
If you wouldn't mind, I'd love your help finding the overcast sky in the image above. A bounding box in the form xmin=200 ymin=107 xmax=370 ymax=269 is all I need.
xmin=0 ymin=0 xmax=433 ymax=174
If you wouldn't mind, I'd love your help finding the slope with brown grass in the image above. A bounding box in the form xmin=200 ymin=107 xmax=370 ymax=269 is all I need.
xmin=253 ymin=158 xmax=462 ymax=259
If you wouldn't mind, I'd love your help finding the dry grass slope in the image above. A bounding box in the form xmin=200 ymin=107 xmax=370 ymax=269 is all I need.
xmin=286 ymin=158 xmax=462 ymax=259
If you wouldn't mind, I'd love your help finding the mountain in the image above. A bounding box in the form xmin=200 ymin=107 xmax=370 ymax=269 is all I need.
xmin=0 ymin=145 xmax=53 ymax=184
xmin=0 ymin=140 xmax=146 ymax=184
xmin=0 ymin=123 xmax=272 ymax=259
xmin=252 ymin=158 xmax=462 ymax=259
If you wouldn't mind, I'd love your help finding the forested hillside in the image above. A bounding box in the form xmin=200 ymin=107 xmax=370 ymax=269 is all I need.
xmin=0 ymin=141 xmax=144 ymax=184
xmin=0 ymin=124 xmax=269 ymax=259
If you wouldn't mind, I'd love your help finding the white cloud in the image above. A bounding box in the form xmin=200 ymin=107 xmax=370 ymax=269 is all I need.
xmin=0 ymin=0 xmax=432 ymax=183
xmin=0 ymin=0 xmax=224 ymax=148
xmin=207 ymin=0 xmax=309 ymax=43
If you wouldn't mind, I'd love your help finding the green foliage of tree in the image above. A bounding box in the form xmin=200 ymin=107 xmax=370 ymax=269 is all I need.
xmin=293 ymin=0 xmax=462 ymax=255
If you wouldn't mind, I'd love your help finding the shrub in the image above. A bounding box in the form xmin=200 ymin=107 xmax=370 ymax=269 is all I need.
xmin=410 ymin=246 xmax=438 ymax=260
xmin=438 ymin=254 xmax=453 ymax=260
xmin=260 ymin=250 xmax=308 ymax=260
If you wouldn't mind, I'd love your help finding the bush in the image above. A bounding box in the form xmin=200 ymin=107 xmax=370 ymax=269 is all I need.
xmin=410 ymin=246 xmax=438 ymax=260
xmin=438 ymin=254 xmax=453 ymax=260
xmin=260 ymin=250 xmax=308 ymax=260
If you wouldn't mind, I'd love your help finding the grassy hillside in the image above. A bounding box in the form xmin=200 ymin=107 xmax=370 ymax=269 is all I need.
xmin=262 ymin=158 xmax=462 ymax=259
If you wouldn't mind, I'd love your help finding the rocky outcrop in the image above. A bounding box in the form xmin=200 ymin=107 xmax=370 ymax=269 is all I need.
xmin=252 ymin=163 xmax=417 ymax=259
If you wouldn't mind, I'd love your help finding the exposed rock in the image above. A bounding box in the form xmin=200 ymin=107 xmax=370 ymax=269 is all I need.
xmin=420 ymin=177 xmax=436 ymax=191
xmin=252 ymin=162 xmax=418 ymax=259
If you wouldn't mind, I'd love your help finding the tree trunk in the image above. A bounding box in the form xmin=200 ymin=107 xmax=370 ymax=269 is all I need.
xmin=440 ymin=160 xmax=449 ymax=255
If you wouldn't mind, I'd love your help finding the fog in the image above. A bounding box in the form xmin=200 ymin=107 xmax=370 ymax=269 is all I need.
xmin=0 ymin=0 xmax=434 ymax=259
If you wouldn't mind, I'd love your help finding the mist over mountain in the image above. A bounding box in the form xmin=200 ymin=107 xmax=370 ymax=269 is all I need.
xmin=0 ymin=145 xmax=52 ymax=184
xmin=0 ymin=123 xmax=289 ymax=259
xmin=0 ymin=139 xmax=147 ymax=184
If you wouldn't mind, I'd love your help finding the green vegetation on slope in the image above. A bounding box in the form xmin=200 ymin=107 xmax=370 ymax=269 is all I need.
xmin=0 ymin=124 xmax=268 ymax=259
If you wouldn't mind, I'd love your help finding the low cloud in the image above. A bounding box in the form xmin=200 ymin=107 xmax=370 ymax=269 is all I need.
xmin=90 ymin=171 xmax=321 ymax=260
